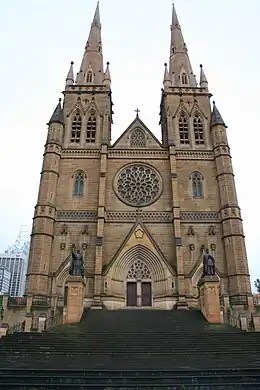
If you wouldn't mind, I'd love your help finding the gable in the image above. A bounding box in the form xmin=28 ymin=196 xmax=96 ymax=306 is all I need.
xmin=112 ymin=116 xmax=163 ymax=149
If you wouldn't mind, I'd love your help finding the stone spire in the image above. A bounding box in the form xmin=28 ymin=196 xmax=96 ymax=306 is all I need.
xmin=77 ymin=2 xmax=104 ymax=85
xmin=169 ymin=2 xmax=194 ymax=87
xmin=211 ymin=101 xmax=226 ymax=128
xmin=48 ymin=99 xmax=64 ymax=125
xmin=104 ymin=62 xmax=111 ymax=87
xmin=163 ymin=63 xmax=172 ymax=89
xmin=200 ymin=64 xmax=208 ymax=90
xmin=65 ymin=61 xmax=74 ymax=87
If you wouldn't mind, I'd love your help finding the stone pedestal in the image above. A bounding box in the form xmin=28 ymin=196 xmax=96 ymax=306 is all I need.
xmin=38 ymin=314 xmax=47 ymax=332
xmin=0 ymin=323 xmax=9 ymax=338
xmin=176 ymin=296 xmax=189 ymax=310
xmin=24 ymin=312 xmax=33 ymax=332
xmin=64 ymin=276 xmax=85 ymax=324
xmin=253 ymin=314 xmax=260 ymax=332
xmin=199 ymin=275 xmax=222 ymax=323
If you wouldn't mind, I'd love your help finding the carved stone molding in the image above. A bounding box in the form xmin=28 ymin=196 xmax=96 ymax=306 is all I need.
xmin=56 ymin=211 xmax=97 ymax=221
xmin=176 ymin=151 xmax=214 ymax=160
xmin=180 ymin=212 xmax=219 ymax=222
xmin=105 ymin=211 xmax=172 ymax=223
xmin=62 ymin=150 xmax=100 ymax=158
xmin=108 ymin=150 xmax=169 ymax=159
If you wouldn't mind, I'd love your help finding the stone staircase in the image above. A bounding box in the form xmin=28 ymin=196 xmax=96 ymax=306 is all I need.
xmin=1 ymin=309 xmax=260 ymax=388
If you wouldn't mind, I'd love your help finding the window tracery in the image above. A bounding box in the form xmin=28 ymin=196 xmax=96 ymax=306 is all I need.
xmin=70 ymin=112 xmax=82 ymax=143
xmin=179 ymin=112 xmax=189 ymax=145
xmin=181 ymin=73 xmax=188 ymax=85
xmin=130 ymin=128 xmax=146 ymax=148
xmin=115 ymin=164 xmax=162 ymax=207
xmin=73 ymin=171 xmax=85 ymax=196
xmin=193 ymin=113 xmax=204 ymax=145
xmin=86 ymin=112 xmax=97 ymax=143
xmin=86 ymin=71 xmax=93 ymax=83
xmin=191 ymin=172 xmax=203 ymax=198
xmin=127 ymin=260 xmax=151 ymax=280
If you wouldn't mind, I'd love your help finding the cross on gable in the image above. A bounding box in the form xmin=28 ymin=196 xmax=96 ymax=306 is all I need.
xmin=135 ymin=108 xmax=140 ymax=117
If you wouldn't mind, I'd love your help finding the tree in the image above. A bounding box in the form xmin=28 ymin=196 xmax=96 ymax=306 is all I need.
xmin=254 ymin=279 xmax=260 ymax=293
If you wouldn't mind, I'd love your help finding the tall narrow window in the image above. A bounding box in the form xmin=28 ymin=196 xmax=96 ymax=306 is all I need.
xmin=86 ymin=112 xmax=97 ymax=143
xmin=179 ymin=112 xmax=189 ymax=145
xmin=73 ymin=171 xmax=85 ymax=196
xmin=191 ymin=172 xmax=203 ymax=198
xmin=70 ymin=112 xmax=82 ymax=143
xmin=86 ymin=71 xmax=93 ymax=83
xmin=193 ymin=113 xmax=204 ymax=145
xmin=181 ymin=73 xmax=188 ymax=85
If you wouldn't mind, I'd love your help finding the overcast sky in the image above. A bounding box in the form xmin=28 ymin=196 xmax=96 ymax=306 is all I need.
xmin=0 ymin=0 xmax=259 ymax=287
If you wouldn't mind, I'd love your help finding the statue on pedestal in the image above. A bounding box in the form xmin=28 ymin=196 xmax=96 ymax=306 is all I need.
xmin=69 ymin=247 xmax=85 ymax=278
xmin=203 ymin=249 xmax=216 ymax=276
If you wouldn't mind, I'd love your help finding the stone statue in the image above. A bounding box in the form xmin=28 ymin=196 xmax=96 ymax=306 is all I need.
xmin=69 ymin=247 xmax=84 ymax=278
xmin=203 ymin=249 xmax=216 ymax=276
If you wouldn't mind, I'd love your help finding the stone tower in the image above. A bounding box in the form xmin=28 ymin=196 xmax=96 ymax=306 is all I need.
xmin=26 ymin=3 xmax=251 ymax=311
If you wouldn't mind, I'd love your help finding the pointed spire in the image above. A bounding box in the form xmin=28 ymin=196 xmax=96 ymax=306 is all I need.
xmin=211 ymin=101 xmax=226 ymax=128
xmin=169 ymin=2 xmax=194 ymax=87
xmin=104 ymin=62 xmax=111 ymax=87
xmin=77 ymin=2 xmax=103 ymax=85
xmin=200 ymin=64 xmax=208 ymax=90
xmin=48 ymin=99 xmax=64 ymax=125
xmin=65 ymin=61 xmax=74 ymax=87
xmin=163 ymin=63 xmax=172 ymax=89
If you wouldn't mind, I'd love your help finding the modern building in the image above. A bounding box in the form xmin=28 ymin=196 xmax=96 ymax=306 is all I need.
xmin=0 ymin=229 xmax=30 ymax=297
xmin=25 ymin=2 xmax=251 ymax=311
xmin=0 ymin=266 xmax=11 ymax=294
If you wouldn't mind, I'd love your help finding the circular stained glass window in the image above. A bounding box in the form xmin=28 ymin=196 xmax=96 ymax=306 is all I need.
xmin=114 ymin=163 xmax=162 ymax=207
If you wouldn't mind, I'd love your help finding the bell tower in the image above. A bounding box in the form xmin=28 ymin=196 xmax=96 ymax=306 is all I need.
xmin=160 ymin=3 xmax=251 ymax=304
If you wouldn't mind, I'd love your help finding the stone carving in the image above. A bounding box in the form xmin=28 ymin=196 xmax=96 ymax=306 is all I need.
xmin=82 ymin=243 xmax=87 ymax=251
xmin=60 ymin=243 xmax=66 ymax=250
xmin=60 ymin=224 xmax=68 ymax=235
xmin=127 ymin=260 xmax=151 ymax=280
xmin=130 ymin=128 xmax=146 ymax=148
xmin=106 ymin=211 xmax=172 ymax=222
xmin=181 ymin=212 xmax=219 ymax=221
xmin=210 ymin=243 xmax=216 ymax=252
xmin=189 ymin=243 xmax=195 ymax=251
xmin=56 ymin=211 xmax=97 ymax=220
xmin=208 ymin=225 xmax=216 ymax=236
xmin=115 ymin=164 xmax=162 ymax=207
xmin=188 ymin=226 xmax=195 ymax=236
xmin=81 ymin=225 xmax=89 ymax=235
xmin=203 ymin=249 xmax=216 ymax=276
xmin=69 ymin=248 xmax=85 ymax=278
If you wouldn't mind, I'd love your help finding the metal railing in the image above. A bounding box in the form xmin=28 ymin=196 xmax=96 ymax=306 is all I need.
xmin=8 ymin=296 xmax=27 ymax=307
xmin=45 ymin=310 xmax=63 ymax=330
xmin=7 ymin=321 xmax=25 ymax=335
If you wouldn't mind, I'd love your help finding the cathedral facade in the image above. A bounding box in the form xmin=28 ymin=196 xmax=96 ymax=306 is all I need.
xmin=26 ymin=3 xmax=252 ymax=310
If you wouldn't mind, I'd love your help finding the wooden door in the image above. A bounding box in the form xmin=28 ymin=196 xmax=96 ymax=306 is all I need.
xmin=126 ymin=282 xmax=137 ymax=307
xmin=141 ymin=282 xmax=152 ymax=307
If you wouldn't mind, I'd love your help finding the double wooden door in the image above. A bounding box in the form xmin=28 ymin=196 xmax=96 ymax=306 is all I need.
xmin=126 ymin=282 xmax=152 ymax=307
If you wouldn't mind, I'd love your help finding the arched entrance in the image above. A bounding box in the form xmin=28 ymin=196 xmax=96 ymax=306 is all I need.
xmin=126 ymin=259 xmax=152 ymax=307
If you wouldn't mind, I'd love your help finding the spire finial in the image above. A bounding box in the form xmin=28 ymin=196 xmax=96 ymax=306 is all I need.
xmin=200 ymin=63 xmax=208 ymax=90
xmin=65 ymin=61 xmax=74 ymax=86
xmin=48 ymin=99 xmax=64 ymax=126
xmin=135 ymin=108 xmax=140 ymax=117
xmin=163 ymin=63 xmax=172 ymax=89
xmin=104 ymin=61 xmax=111 ymax=87
xmin=211 ymin=101 xmax=226 ymax=128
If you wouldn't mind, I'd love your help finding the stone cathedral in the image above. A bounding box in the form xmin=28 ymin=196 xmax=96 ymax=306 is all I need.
xmin=26 ymin=3 xmax=252 ymax=311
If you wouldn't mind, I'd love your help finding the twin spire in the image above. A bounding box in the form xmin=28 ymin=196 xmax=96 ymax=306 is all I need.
xmin=65 ymin=2 xmax=109 ymax=87
xmin=51 ymin=2 xmax=225 ymax=129
xmin=164 ymin=2 xmax=208 ymax=90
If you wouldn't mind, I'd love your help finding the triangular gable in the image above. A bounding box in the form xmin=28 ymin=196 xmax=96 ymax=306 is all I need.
xmin=112 ymin=116 xmax=163 ymax=149
xmin=103 ymin=220 xmax=176 ymax=275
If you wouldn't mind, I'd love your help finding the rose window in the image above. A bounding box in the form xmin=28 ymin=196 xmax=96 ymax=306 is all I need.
xmin=114 ymin=164 xmax=162 ymax=207
xmin=127 ymin=260 xmax=151 ymax=280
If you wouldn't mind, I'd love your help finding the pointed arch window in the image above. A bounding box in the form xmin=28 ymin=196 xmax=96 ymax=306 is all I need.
xmin=73 ymin=171 xmax=85 ymax=196
xmin=179 ymin=112 xmax=189 ymax=145
xmin=70 ymin=111 xmax=82 ymax=143
xmin=86 ymin=71 xmax=93 ymax=83
xmin=181 ymin=73 xmax=188 ymax=85
xmin=193 ymin=113 xmax=204 ymax=145
xmin=86 ymin=111 xmax=97 ymax=143
xmin=130 ymin=128 xmax=146 ymax=148
xmin=191 ymin=172 xmax=203 ymax=198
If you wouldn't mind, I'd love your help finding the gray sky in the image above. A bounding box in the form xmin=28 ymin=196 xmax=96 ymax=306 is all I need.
xmin=0 ymin=0 xmax=259 ymax=286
